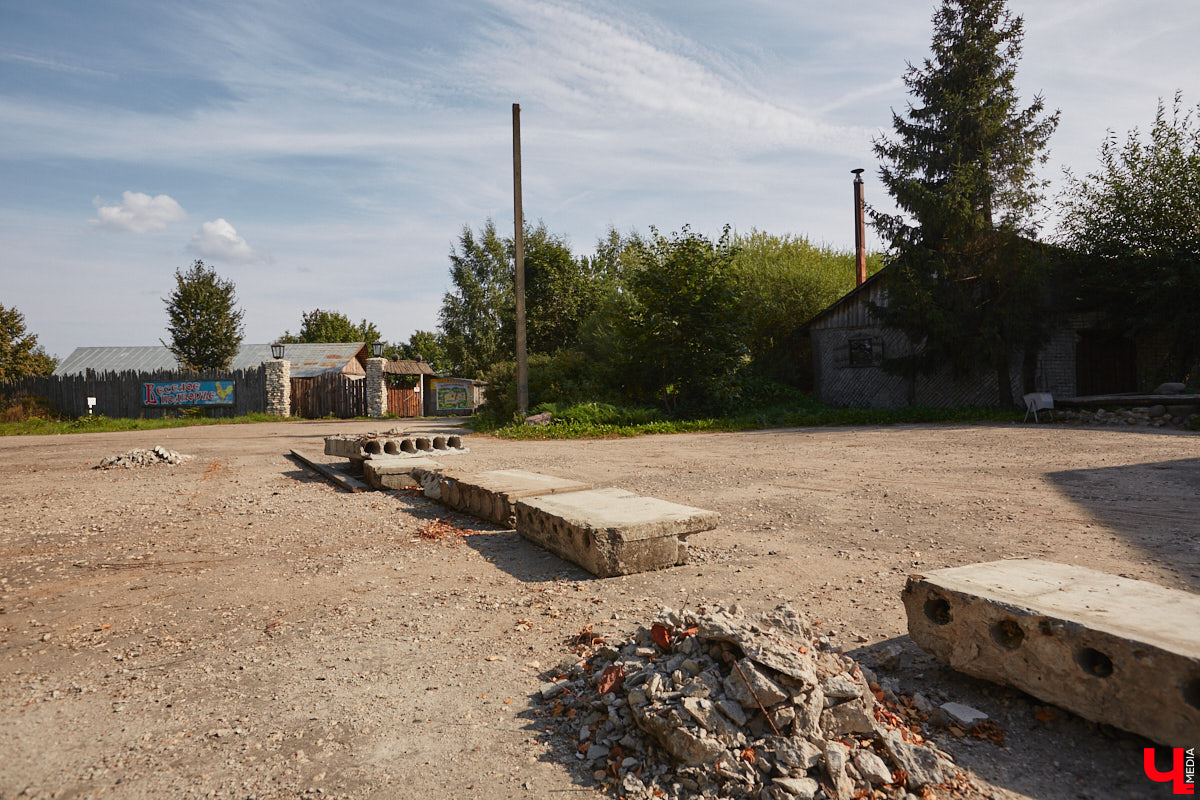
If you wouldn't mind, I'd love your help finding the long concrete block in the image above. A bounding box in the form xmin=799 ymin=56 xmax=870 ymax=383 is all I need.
xmin=362 ymin=457 xmax=444 ymax=490
xmin=514 ymin=488 xmax=719 ymax=578
xmin=428 ymin=469 xmax=592 ymax=527
xmin=902 ymin=559 xmax=1200 ymax=747
xmin=324 ymin=433 xmax=467 ymax=461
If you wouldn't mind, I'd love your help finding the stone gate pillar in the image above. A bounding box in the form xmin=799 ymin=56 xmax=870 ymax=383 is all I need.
xmin=264 ymin=359 xmax=291 ymax=416
xmin=366 ymin=357 xmax=386 ymax=418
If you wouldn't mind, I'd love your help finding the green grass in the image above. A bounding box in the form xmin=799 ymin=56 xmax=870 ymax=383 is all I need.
xmin=472 ymin=399 xmax=1021 ymax=440
xmin=0 ymin=412 xmax=294 ymax=437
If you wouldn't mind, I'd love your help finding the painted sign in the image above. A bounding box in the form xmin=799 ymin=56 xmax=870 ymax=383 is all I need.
xmin=143 ymin=380 xmax=235 ymax=406
xmin=432 ymin=379 xmax=471 ymax=411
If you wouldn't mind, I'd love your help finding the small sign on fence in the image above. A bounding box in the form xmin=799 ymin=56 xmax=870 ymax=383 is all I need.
xmin=431 ymin=378 xmax=471 ymax=411
xmin=143 ymin=380 xmax=235 ymax=406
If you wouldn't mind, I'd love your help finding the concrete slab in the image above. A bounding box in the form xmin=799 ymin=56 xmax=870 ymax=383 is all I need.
xmin=514 ymin=488 xmax=719 ymax=578
xmin=903 ymin=559 xmax=1200 ymax=747
xmin=428 ymin=469 xmax=592 ymax=527
xmin=324 ymin=433 xmax=467 ymax=461
xmin=362 ymin=457 xmax=444 ymax=490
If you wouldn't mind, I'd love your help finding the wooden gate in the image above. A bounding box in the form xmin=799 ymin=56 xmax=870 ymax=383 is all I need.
xmin=290 ymin=373 xmax=367 ymax=418
xmin=387 ymin=387 xmax=420 ymax=417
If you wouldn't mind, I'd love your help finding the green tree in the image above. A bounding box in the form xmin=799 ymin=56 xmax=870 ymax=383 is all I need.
xmin=394 ymin=330 xmax=448 ymax=372
xmin=730 ymin=230 xmax=880 ymax=382
xmin=439 ymin=221 xmax=513 ymax=377
xmin=438 ymin=220 xmax=605 ymax=377
xmin=523 ymin=223 xmax=609 ymax=355
xmin=0 ymin=304 xmax=57 ymax=380
xmin=1058 ymin=93 xmax=1200 ymax=384
xmin=278 ymin=309 xmax=381 ymax=347
xmin=622 ymin=225 xmax=748 ymax=414
xmin=872 ymin=0 xmax=1059 ymax=406
xmin=162 ymin=260 xmax=244 ymax=371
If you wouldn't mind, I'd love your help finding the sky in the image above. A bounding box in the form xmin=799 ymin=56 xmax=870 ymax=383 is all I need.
xmin=2 ymin=0 xmax=1197 ymax=359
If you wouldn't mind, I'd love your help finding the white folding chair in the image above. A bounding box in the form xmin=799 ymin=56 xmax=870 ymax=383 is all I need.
xmin=1023 ymin=392 xmax=1054 ymax=422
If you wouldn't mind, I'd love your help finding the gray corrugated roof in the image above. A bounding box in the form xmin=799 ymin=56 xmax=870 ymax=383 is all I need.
xmin=54 ymin=343 xmax=367 ymax=378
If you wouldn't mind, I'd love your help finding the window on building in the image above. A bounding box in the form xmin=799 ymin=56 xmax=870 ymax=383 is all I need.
xmin=848 ymin=337 xmax=875 ymax=367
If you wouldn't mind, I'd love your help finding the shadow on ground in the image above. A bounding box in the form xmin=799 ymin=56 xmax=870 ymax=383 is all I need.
xmin=847 ymin=636 xmax=1160 ymax=800
xmin=1046 ymin=456 xmax=1200 ymax=590
xmin=460 ymin=529 xmax=593 ymax=584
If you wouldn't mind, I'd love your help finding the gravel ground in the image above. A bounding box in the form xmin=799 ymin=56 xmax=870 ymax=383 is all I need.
xmin=0 ymin=418 xmax=1197 ymax=800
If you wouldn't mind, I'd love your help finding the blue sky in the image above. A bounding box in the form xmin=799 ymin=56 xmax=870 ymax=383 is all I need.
xmin=2 ymin=0 xmax=1197 ymax=358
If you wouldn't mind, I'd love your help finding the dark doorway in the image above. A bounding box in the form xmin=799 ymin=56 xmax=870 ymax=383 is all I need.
xmin=1076 ymin=331 xmax=1137 ymax=395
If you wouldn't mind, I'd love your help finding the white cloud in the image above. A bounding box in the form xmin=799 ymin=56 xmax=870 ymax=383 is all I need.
xmin=90 ymin=191 xmax=187 ymax=233
xmin=189 ymin=218 xmax=266 ymax=264
xmin=473 ymin=0 xmax=871 ymax=156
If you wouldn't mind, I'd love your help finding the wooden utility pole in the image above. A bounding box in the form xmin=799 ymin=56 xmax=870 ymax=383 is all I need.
xmin=513 ymin=103 xmax=528 ymax=417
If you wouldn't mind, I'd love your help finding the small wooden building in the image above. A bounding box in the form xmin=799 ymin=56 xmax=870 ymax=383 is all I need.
xmin=801 ymin=267 xmax=1166 ymax=408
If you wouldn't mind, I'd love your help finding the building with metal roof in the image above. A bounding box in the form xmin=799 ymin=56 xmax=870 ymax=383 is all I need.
xmin=54 ymin=343 xmax=369 ymax=379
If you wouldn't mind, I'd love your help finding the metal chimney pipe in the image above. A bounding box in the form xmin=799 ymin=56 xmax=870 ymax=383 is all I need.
xmin=852 ymin=168 xmax=867 ymax=287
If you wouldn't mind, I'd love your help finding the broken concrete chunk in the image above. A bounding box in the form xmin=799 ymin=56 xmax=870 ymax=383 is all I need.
xmin=680 ymin=697 xmax=741 ymax=744
xmin=820 ymin=675 xmax=863 ymax=699
xmin=903 ymin=558 xmax=1200 ymax=748
xmin=772 ymin=776 xmax=819 ymax=799
xmin=792 ymin=686 xmax=824 ymax=739
xmin=852 ymin=749 xmax=894 ymax=786
xmin=631 ymin=703 xmax=725 ymax=766
xmin=699 ymin=612 xmax=819 ymax=686
xmin=881 ymin=729 xmax=943 ymax=789
xmin=772 ymin=738 xmax=822 ymax=770
xmin=940 ymin=701 xmax=988 ymax=727
xmin=722 ymin=658 xmax=788 ymax=709
xmin=823 ymin=740 xmax=854 ymax=800
xmin=715 ymin=697 xmax=747 ymax=726
xmin=820 ymin=697 xmax=876 ymax=736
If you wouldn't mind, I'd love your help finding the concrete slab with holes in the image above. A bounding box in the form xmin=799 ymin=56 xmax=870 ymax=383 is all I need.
xmin=514 ymin=488 xmax=719 ymax=578
xmin=324 ymin=433 xmax=467 ymax=461
xmin=902 ymin=559 xmax=1200 ymax=747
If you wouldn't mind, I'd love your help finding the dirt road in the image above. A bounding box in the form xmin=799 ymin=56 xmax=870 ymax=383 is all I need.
xmin=1 ymin=419 xmax=1197 ymax=799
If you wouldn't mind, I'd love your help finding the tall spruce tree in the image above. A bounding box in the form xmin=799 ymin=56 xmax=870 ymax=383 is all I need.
xmin=162 ymin=260 xmax=245 ymax=371
xmin=872 ymin=0 xmax=1059 ymax=406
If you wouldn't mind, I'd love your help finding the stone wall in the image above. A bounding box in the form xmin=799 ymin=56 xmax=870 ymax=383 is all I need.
xmin=365 ymin=358 xmax=386 ymax=418
xmin=263 ymin=359 xmax=290 ymax=416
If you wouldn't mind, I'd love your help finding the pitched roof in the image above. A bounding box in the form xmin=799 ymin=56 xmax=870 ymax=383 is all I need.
xmin=382 ymin=358 xmax=435 ymax=375
xmin=797 ymin=265 xmax=893 ymax=332
xmin=54 ymin=343 xmax=367 ymax=378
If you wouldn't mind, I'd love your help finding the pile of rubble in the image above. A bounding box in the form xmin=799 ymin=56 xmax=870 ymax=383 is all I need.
xmin=96 ymin=446 xmax=193 ymax=470
xmin=1056 ymin=406 xmax=1196 ymax=429
xmin=539 ymin=604 xmax=968 ymax=800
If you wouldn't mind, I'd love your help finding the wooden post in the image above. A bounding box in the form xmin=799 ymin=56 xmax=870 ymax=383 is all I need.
xmin=513 ymin=102 xmax=529 ymax=418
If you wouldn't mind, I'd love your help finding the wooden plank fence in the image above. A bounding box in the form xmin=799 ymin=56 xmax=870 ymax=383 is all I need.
xmin=0 ymin=368 xmax=266 ymax=419
xmin=290 ymin=373 xmax=366 ymax=418
xmin=386 ymin=386 xmax=420 ymax=417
